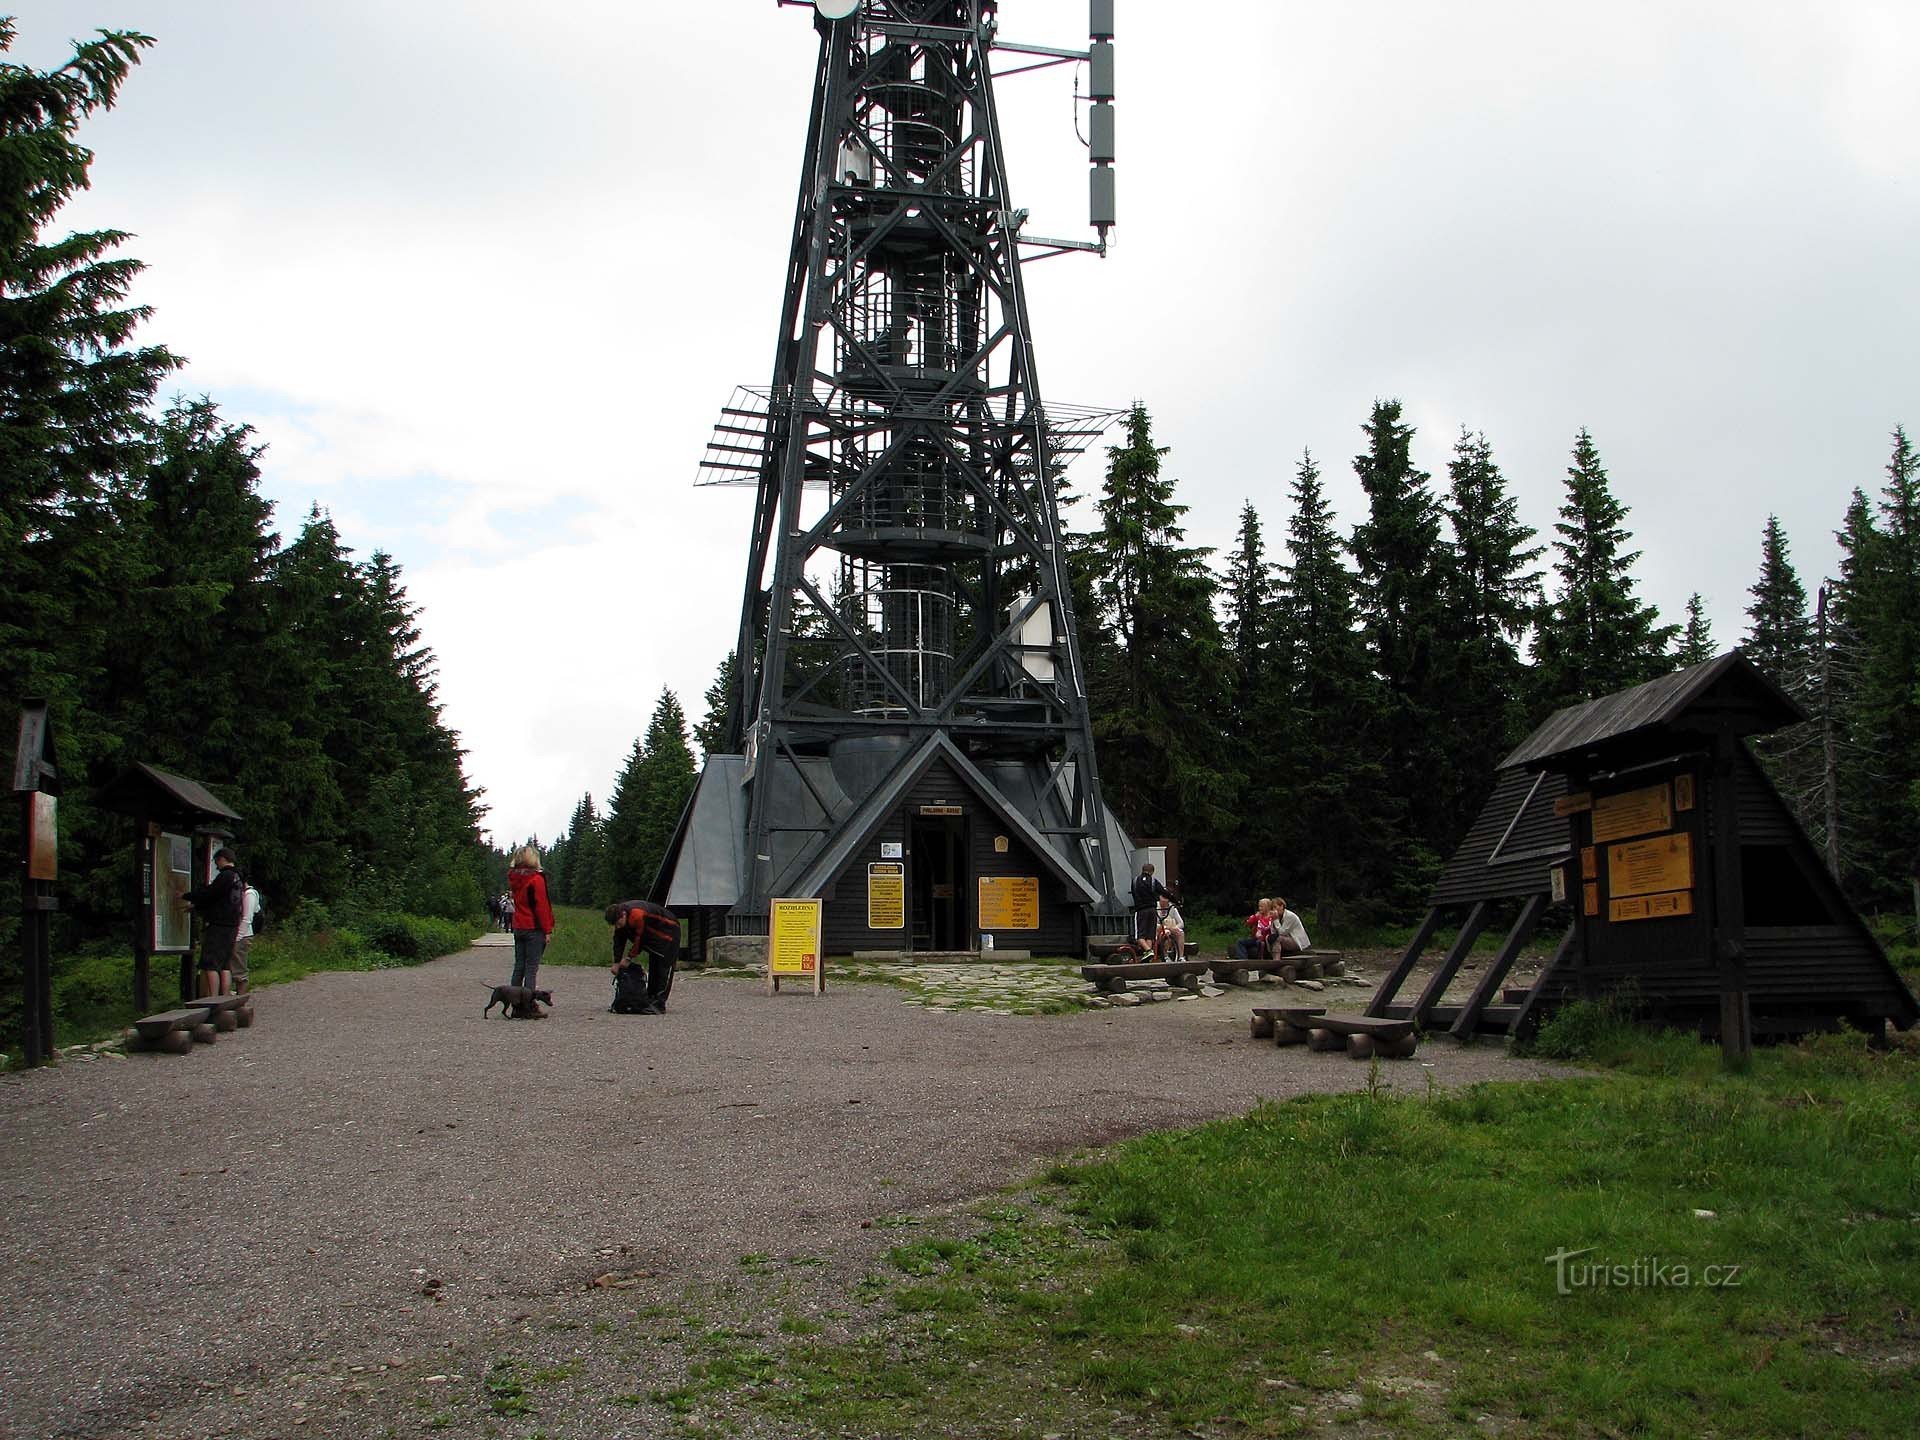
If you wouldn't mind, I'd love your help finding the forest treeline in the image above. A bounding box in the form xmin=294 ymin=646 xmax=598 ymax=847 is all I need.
xmin=553 ymin=400 xmax=1920 ymax=933
xmin=1060 ymin=403 xmax=1920 ymax=925
xmin=1 ymin=27 xmax=489 ymax=1006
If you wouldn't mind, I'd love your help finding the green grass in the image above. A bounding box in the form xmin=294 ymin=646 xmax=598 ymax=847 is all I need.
xmin=692 ymin=1028 xmax=1920 ymax=1439
xmin=532 ymin=903 xmax=619 ymax=969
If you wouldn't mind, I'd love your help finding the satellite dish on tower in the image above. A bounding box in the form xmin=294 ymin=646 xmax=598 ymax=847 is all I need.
xmin=816 ymin=0 xmax=861 ymax=19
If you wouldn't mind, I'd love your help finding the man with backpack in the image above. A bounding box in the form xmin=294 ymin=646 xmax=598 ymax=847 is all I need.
xmin=184 ymin=847 xmax=246 ymax=997
xmin=605 ymin=899 xmax=680 ymax=1014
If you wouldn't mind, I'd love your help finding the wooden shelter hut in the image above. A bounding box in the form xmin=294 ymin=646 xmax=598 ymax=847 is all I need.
xmin=1372 ymin=653 xmax=1917 ymax=1051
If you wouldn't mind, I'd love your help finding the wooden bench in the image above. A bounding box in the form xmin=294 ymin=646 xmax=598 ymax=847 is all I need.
xmin=1251 ymin=1005 xmax=1419 ymax=1059
xmin=129 ymin=1008 xmax=215 ymax=1054
xmin=1081 ymin=959 xmax=1210 ymax=995
xmin=128 ymin=994 xmax=255 ymax=1053
xmin=1211 ymin=950 xmax=1346 ymax=986
xmin=195 ymin=993 xmax=256 ymax=1031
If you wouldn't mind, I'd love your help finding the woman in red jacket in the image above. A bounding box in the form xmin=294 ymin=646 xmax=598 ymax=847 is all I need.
xmin=507 ymin=845 xmax=555 ymax=992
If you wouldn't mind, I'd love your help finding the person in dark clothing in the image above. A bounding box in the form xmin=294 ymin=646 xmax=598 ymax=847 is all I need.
xmin=183 ymin=847 xmax=245 ymax=997
xmin=1129 ymin=862 xmax=1171 ymax=940
xmin=605 ymin=899 xmax=680 ymax=1014
xmin=507 ymin=846 xmax=555 ymax=993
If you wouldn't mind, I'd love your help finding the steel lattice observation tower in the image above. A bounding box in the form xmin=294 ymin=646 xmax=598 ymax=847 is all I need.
xmin=658 ymin=0 xmax=1136 ymax=961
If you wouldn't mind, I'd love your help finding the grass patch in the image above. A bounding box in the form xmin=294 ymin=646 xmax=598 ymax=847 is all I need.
xmin=530 ymin=904 xmax=619 ymax=969
xmin=713 ymin=1031 xmax=1920 ymax=1438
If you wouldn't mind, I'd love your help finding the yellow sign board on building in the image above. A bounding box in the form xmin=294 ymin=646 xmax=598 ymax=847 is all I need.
xmin=767 ymin=897 xmax=824 ymax=995
xmin=868 ymin=862 xmax=905 ymax=930
xmin=977 ymin=875 xmax=1040 ymax=930
xmin=1591 ymin=782 xmax=1673 ymax=843
xmin=1607 ymin=832 xmax=1693 ymax=899
xmin=1609 ymin=891 xmax=1695 ymax=923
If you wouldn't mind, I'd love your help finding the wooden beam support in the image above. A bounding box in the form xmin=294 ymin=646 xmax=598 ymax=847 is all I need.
xmin=1450 ymin=892 xmax=1549 ymax=1041
xmin=1408 ymin=900 xmax=1492 ymax=1029
xmin=1510 ymin=925 xmax=1576 ymax=1042
xmin=1365 ymin=907 xmax=1443 ymax=1017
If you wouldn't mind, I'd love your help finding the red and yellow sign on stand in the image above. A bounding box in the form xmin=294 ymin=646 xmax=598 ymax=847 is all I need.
xmin=767 ymin=897 xmax=825 ymax=995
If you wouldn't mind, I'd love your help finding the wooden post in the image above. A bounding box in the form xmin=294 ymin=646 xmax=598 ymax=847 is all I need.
xmin=1711 ymin=731 xmax=1753 ymax=1067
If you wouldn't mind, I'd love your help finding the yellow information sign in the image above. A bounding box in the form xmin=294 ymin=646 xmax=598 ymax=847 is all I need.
xmin=1609 ymin=891 xmax=1695 ymax=923
xmin=1591 ymin=782 xmax=1673 ymax=843
xmin=767 ymin=897 xmax=824 ymax=995
xmin=1608 ymin=832 xmax=1693 ymax=899
xmin=867 ymin=862 xmax=905 ymax=930
xmin=977 ymin=875 xmax=1040 ymax=930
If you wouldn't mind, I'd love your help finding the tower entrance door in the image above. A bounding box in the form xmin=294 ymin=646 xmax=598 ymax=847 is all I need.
xmin=910 ymin=813 xmax=968 ymax=952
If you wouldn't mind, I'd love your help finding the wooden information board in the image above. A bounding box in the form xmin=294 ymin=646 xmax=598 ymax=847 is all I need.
xmin=867 ymin=862 xmax=905 ymax=930
xmin=1607 ymin=832 xmax=1693 ymax=899
xmin=977 ymin=875 xmax=1039 ymax=930
xmin=1609 ymin=891 xmax=1695 ymax=923
xmin=1591 ymin=782 xmax=1673 ymax=843
xmin=767 ymin=897 xmax=824 ymax=995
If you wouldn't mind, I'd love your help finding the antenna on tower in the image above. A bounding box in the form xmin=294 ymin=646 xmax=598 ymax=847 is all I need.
xmin=1088 ymin=0 xmax=1115 ymax=243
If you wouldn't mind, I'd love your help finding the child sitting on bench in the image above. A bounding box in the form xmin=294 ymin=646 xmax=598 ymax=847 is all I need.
xmin=1153 ymin=896 xmax=1186 ymax=961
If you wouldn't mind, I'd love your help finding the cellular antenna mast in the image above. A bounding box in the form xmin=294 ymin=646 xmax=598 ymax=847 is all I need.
xmin=667 ymin=1 xmax=1129 ymax=957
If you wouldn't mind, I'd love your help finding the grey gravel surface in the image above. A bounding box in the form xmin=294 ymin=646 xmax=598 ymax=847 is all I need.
xmin=0 ymin=944 xmax=1566 ymax=1440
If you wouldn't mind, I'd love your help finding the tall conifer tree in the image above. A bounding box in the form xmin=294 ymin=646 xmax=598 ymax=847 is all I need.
xmin=1436 ymin=428 xmax=1541 ymax=834
xmin=1349 ymin=399 xmax=1449 ymax=870
xmin=1274 ymin=451 xmax=1396 ymax=924
xmin=1676 ymin=594 xmax=1716 ymax=666
xmin=1532 ymin=428 xmax=1676 ymax=710
xmin=1087 ymin=405 xmax=1233 ymax=849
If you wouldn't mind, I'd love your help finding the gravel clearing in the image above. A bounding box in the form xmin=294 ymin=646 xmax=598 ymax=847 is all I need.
xmin=0 ymin=942 xmax=1567 ymax=1439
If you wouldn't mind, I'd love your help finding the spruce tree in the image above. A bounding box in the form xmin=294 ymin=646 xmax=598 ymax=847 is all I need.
xmin=603 ymin=692 xmax=698 ymax=900
xmin=692 ymin=650 xmax=738 ymax=759
xmin=1845 ymin=431 xmax=1920 ymax=909
xmin=1745 ymin=515 xmax=1813 ymax=689
xmin=1086 ymin=404 xmax=1234 ymax=854
xmin=1532 ymin=428 xmax=1677 ymax=711
xmin=1348 ymin=399 xmax=1449 ymax=872
xmin=0 ymin=23 xmax=176 ymax=942
xmin=1222 ymin=500 xmax=1279 ymax=705
xmin=1273 ymin=450 xmax=1397 ymax=926
xmin=1676 ymin=594 xmax=1716 ymax=666
xmin=556 ymin=792 xmax=606 ymax=906
xmin=1436 ymin=427 xmax=1541 ymax=839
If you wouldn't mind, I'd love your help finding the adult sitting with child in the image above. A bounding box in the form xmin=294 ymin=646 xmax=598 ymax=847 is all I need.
xmin=1234 ymin=895 xmax=1311 ymax=959
xmin=1270 ymin=895 xmax=1309 ymax=956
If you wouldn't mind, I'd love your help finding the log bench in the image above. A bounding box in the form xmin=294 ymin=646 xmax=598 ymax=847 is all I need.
xmin=1081 ymin=959 xmax=1210 ymax=995
xmin=129 ymin=1007 xmax=215 ymax=1053
xmin=1251 ymin=1005 xmax=1419 ymax=1058
xmin=195 ymin=993 xmax=256 ymax=1031
xmin=128 ymin=994 xmax=255 ymax=1052
xmin=1211 ymin=950 xmax=1346 ymax=986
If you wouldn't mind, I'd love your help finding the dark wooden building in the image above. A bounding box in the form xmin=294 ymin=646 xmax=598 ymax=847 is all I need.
xmin=1373 ymin=653 xmax=1917 ymax=1046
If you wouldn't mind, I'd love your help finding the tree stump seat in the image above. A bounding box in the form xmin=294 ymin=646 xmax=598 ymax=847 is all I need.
xmin=1213 ymin=950 xmax=1345 ymax=985
xmin=1081 ymin=959 xmax=1209 ymax=994
xmin=1252 ymin=1005 xmax=1418 ymax=1058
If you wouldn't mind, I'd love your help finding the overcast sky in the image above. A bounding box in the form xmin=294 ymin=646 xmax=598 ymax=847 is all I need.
xmin=23 ymin=1 xmax=1920 ymax=847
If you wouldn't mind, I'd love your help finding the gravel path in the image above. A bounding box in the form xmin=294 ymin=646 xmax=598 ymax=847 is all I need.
xmin=0 ymin=944 xmax=1565 ymax=1440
